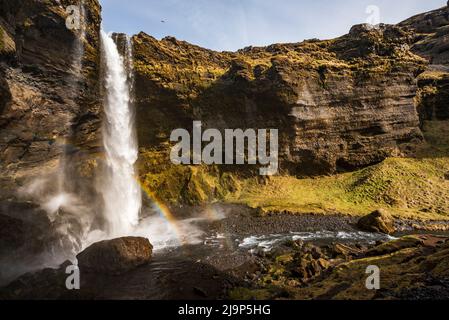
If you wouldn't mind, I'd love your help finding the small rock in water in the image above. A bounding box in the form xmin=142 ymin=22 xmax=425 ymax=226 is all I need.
xmin=357 ymin=209 xmax=396 ymax=235
xmin=77 ymin=237 xmax=153 ymax=275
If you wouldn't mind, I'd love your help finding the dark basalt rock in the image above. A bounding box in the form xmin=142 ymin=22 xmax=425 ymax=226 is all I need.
xmin=357 ymin=209 xmax=396 ymax=235
xmin=230 ymin=235 xmax=449 ymax=300
xmin=0 ymin=0 xmax=103 ymax=200
xmin=76 ymin=237 xmax=153 ymax=275
xmin=0 ymin=200 xmax=77 ymax=286
xmin=400 ymin=5 xmax=449 ymax=124
xmin=133 ymin=21 xmax=426 ymax=180
xmin=0 ymin=70 xmax=11 ymax=114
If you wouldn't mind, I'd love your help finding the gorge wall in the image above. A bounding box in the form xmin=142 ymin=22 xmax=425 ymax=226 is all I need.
xmin=0 ymin=1 xmax=448 ymax=205
xmin=132 ymin=25 xmax=427 ymax=180
xmin=0 ymin=0 xmax=448 ymax=285
xmin=132 ymin=4 xmax=448 ymax=204
xmin=0 ymin=0 xmax=103 ymax=283
xmin=0 ymin=0 xmax=102 ymax=199
xmin=400 ymin=5 xmax=449 ymax=123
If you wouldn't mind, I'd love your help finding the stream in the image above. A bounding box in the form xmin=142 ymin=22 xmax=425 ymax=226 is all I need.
xmin=136 ymin=204 xmax=399 ymax=273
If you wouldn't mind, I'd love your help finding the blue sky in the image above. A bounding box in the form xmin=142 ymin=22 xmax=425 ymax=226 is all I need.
xmin=100 ymin=0 xmax=446 ymax=51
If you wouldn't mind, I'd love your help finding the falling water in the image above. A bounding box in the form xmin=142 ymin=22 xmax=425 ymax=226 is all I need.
xmin=100 ymin=30 xmax=142 ymax=237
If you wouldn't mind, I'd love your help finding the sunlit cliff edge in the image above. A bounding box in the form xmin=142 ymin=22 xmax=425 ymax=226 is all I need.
xmin=1 ymin=1 xmax=449 ymax=221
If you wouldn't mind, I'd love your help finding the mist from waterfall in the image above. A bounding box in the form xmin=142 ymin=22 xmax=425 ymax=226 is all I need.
xmin=7 ymin=2 xmax=92 ymax=282
xmin=6 ymin=13 xmax=205 ymax=285
xmin=19 ymin=1 xmax=92 ymax=248
xmin=100 ymin=30 xmax=142 ymax=238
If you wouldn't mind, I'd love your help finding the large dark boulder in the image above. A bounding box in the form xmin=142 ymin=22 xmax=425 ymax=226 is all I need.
xmin=357 ymin=209 xmax=396 ymax=235
xmin=77 ymin=237 xmax=153 ymax=275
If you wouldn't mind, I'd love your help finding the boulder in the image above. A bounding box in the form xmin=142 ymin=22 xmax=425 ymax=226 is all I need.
xmin=366 ymin=235 xmax=425 ymax=256
xmin=357 ymin=209 xmax=396 ymax=235
xmin=77 ymin=237 xmax=153 ymax=275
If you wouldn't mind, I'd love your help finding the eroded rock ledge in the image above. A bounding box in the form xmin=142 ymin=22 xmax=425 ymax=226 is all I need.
xmin=132 ymin=23 xmax=427 ymax=176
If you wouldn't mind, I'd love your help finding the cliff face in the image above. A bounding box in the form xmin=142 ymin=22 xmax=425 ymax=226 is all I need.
xmin=0 ymin=0 xmax=103 ymax=285
xmin=400 ymin=5 xmax=449 ymax=65
xmin=0 ymin=1 xmax=447 ymax=204
xmin=0 ymin=0 xmax=102 ymax=198
xmin=133 ymin=24 xmax=427 ymax=179
xmin=0 ymin=0 xmax=448 ymax=288
xmin=400 ymin=5 xmax=449 ymax=123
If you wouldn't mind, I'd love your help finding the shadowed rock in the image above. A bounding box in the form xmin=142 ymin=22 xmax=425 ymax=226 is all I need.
xmin=357 ymin=209 xmax=396 ymax=235
xmin=77 ymin=237 xmax=153 ymax=275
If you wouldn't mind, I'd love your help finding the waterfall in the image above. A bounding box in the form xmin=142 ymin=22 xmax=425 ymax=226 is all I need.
xmin=100 ymin=30 xmax=142 ymax=237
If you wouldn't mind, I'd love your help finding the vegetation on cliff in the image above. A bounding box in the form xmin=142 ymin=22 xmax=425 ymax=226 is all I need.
xmin=132 ymin=6 xmax=449 ymax=222
xmin=138 ymin=120 xmax=449 ymax=220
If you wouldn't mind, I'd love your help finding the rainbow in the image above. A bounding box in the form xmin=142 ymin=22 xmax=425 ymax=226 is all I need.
xmin=137 ymin=179 xmax=186 ymax=245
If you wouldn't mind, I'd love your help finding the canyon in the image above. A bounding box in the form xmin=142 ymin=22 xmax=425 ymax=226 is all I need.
xmin=0 ymin=0 xmax=449 ymax=300
xmin=0 ymin=1 xmax=448 ymax=201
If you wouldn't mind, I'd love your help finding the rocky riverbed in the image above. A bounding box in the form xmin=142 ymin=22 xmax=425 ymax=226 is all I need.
xmin=1 ymin=204 xmax=449 ymax=300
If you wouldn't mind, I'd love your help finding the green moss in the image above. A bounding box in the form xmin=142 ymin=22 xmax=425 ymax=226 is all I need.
xmin=290 ymin=239 xmax=449 ymax=300
xmin=23 ymin=18 xmax=33 ymax=29
xmin=418 ymin=70 xmax=449 ymax=81
xmin=138 ymin=149 xmax=241 ymax=205
xmin=227 ymin=235 xmax=449 ymax=300
xmin=367 ymin=236 xmax=425 ymax=256
xmin=222 ymin=120 xmax=449 ymax=220
xmin=137 ymin=121 xmax=449 ymax=220
xmin=228 ymin=155 xmax=449 ymax=220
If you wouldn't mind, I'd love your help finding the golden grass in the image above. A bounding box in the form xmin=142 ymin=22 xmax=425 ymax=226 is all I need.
xmin=225 ymin=121 xmax=449 ymax=220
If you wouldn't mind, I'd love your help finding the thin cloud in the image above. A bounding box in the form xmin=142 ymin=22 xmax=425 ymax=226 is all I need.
xmin=100 ymin=0 xmax=446 ymax=51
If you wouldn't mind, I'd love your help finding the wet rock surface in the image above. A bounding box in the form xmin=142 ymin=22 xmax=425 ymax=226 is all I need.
xmin=0 ymin=0 xmax=103 ymax=199
xmin=2 ymin=208 xmax=449 ymax=300
xmin=77 ymin=237 xmax=153 ymax=275
xmin=0 ymin=255 xmax=237 ymax=300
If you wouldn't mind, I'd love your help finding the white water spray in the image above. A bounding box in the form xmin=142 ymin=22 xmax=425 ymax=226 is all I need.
xmin=100 ymin=30 xmax=142 ymax=237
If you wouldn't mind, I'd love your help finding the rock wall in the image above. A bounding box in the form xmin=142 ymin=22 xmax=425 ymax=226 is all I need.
xmin=400 ymin=4 xmax=449 ymax=123
xmin=133 ymin=24 xmax=427 ymax=177
xmin=0 ymin=1 xmax=447 ymax=201
xmin=0 ymin=0 xmax=102 ymax=198
xmin=0 ymin=0 xmax=103 ymax=285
